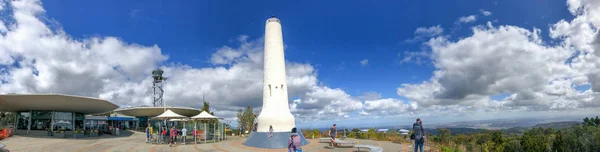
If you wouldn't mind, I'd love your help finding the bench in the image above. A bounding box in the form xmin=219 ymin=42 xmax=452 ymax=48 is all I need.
xmin=319 ymin=137 xmax=331 ymax=143
xmin=334 ymin=139 xmax=357 ymax=147
xmin=354 ymin=144 xmax=383 ymax=152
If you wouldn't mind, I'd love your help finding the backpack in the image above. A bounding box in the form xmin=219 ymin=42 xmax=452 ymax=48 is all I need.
xmin=411 ymin=123 xmax=424 ymax=141
xmin=289 ymin=136 xmax=302 ymax=152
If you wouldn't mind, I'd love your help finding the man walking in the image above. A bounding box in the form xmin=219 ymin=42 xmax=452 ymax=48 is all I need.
xmin=182 ymin=127 xmax=187 ymax=144
xmin=145 ymin=125 xmax=151 ymax=143
xmin=413 ymin=118 xmax=426 ymax=152
xmin=328 ymin=124 xmax=337 ymax=149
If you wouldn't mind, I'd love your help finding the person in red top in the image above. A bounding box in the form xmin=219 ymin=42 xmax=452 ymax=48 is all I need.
xmin=169 ymin=126 xmax=176 ymax=147
xmin=161 ymin=128 xmax=167 ymax=144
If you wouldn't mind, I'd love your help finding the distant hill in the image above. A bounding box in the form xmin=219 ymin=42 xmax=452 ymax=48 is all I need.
xmin=532 ymin=121 xmax=580 ymax=129
xmin=298 ymin=120 xmax=582 ymax=136
xmin=425 ymin=128 xmax=486 ymax=135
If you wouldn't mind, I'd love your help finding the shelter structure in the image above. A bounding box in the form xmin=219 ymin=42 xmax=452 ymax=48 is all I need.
xmin=0 ymin=94 xmax=118 ymax=137
xmin=190 ymin=111 xmax=225 ymax=144
xmin=115 ymin=106 xmax=200 ymax=131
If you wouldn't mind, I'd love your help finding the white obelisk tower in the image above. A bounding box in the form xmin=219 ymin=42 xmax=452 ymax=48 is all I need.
xmin=256 ymin=16 xmax=295 ymax=132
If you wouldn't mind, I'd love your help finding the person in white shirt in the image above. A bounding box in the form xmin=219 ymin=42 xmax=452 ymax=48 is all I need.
xmin=181 ymin=127 xmax=187 ymax=144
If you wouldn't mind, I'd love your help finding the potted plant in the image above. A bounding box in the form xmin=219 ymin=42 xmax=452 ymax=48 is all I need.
xmin=47 ymin=128 xmax=53 ymax=136
xmin=74 ymin=129 xmax=84 ymax=138
xmin=90 ymin=130 xmax=98 ymax=137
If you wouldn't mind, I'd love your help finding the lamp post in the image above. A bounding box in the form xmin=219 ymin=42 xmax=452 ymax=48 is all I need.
xmin=343 ymin=128 xmax=347 ymax=140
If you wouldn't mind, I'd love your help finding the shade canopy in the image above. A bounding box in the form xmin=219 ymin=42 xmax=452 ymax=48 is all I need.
xmin=169 ymin=118 xmax=189 ymax=122
xmin=152 ymin=109 xmax=187 ymax=120
xmin=190 ymin=111 xmax=219 ymax=120
xmin=115 ymin=106 xmax=200 ymax=117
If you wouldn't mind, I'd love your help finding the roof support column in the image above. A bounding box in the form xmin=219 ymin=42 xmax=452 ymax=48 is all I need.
xmin=28 ymin=110 xmax=31 ymax=135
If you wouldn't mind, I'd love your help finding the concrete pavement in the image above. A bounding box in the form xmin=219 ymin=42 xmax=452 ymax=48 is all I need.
xmin=1 ymin=131 xmax=434 ymax=152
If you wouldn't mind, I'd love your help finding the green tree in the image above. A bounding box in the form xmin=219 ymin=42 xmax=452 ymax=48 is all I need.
xmin=552 ymin=130 xmax=568 ymax=152
xmin=236 ymin=106 xmax=256 ymax=133
xmin=200 ymin=101 xmax=215 ymax=115
xmin=438 ymin=128 xmax=452 ymax=145
xmin=236 ymin=109 xmax=245 ymax=133
xmin=308 ymin=129 xmax=319 ymax=138
xmin=367 ymin=128 xmax=377 ymax=140
xmin=521 ymin=127 xmax=550 ymax=152
xmin=503 ymin=137 xmax=522 ymax=152
xmin=0 ymin=112 xmax=16 ymax=128
xmin=583 ymin=117 xmax=594 ymax=126
xmin=491 ymin=131 xmax=505 ymax=146
xmin=243 ymin=106 xmax=256 ymax=132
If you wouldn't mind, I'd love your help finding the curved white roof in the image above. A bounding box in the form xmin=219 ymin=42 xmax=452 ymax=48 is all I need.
xmin=115 ymin=106 xmax=200 ymax=117
xmin=0 ymin=94 xmax=118 ymax=114
xmin=152 ymin=109 xmax=187 ymax=119
xmin=191 ymin=111 xmax=219 ymax=119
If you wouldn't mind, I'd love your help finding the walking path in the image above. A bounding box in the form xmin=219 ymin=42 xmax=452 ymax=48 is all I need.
xmin=1 ymin=131 xmax=435 ymax=152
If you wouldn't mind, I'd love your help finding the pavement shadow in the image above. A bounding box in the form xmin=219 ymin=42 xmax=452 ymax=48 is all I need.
xmin=14 ymin=130 xmax=135 ymax=140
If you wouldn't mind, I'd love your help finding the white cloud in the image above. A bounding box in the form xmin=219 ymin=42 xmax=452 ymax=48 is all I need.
xmin=360 ymin=59 xmax=368 ymax=66
xmin=459 ymin=15 xmax=477 ymax=23
xmin=480 ymin=10 xmax=492 ymax=16
xmin=3 ymin=0 xmax=600 ymax=127
xmin=363 ymin=98 xmax=417 ymax=115
xmin=399 ymin=51 xmax=430 ymax=65
xmin=414 ymin=25 xmax=444 ymax=37
xmin=406 ymin=25 xmax=444 ymax=43
xmin=397 ymin=0 xmax=600 ymax=116
xmin=358 ymin=91 xmax=381 ymax=101
xmin=0 ymin=0 xmax=363 ymax=124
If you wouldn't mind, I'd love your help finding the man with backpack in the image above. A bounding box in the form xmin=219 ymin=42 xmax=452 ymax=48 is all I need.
xmin=288 ymin=128 xmax=302 ymax=152
xmin=411 ymin=118 xmax=426 ymax=152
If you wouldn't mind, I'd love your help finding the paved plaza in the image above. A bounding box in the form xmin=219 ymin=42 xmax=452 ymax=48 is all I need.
xmin=0 ymin=131 xmax=434 ymax=152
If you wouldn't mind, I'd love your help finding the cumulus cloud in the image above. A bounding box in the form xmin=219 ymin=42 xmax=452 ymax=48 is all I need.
xmin=363 ymin=98 xmax=417 ymax=116
xmin=406 ymin=25 xmax=444 ymax=43
xmin=399 ymin=51 xmax=430 ymax=65
xmin=480 ymin=10 xmax=492 ymax=16
xmin=358 ymin=92 xmax=382 ymax=101
xmin=3 ymin=0 xmax=600 ymax=126
xmin=397 ymin=0 xmax=600 ymax=115
xmin=459 ymin=15 xmax=477 ymax=23
xmin=0 ymin=0 xmax=363 ymax=123
xmin=415 ymin=25 xmax=444 ymax=37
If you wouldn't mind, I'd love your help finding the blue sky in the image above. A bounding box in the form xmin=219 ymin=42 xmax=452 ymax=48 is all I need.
xmin=41 ymin=0 xmax=573 ymax=99
xmin=2 ymin=0 xmax=600 ymax=129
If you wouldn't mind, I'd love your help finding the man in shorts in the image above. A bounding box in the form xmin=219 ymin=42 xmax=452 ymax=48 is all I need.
xmin=328 ymin=124 xmax=337 ymax=149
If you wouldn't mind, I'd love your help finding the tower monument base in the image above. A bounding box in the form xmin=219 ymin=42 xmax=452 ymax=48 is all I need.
xmin=242 ymin=131 xmax=310 ymax=149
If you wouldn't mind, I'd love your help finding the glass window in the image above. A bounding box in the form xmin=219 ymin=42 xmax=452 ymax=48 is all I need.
xmin=98 ymin=120 xmax=107 ymax=132
xmin=17 ymin=112 xmax=30 ymax=130
xmin=30 ymin=111 xmax=51 ymax=131
xmin=74 ymin=113 xmax=84 ymax=131
xmin=85 ymin=120 xmax=99 ymax=130
xmin=54 ymin=112 xmax=73 ymax=131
